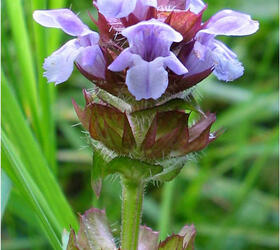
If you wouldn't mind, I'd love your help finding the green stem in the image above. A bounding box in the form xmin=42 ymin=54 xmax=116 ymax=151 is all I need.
xmin=158 ymin=180 xmax=176 ymax=240
xmin=121 ymin=177 xmax=144 ymax=250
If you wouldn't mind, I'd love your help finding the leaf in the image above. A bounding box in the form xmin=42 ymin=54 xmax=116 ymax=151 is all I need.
xmin=72 ymin=208 xmax=117 ymax=250
xmin=158 ymin=224 xmax=196 ymax=250
xmin=184 ymin=113 xmax=217 ymax=154
xmin=158 ymin=235 xmax=184 ymax=250
xmin=2 ymin=73 xmax=78 ymax=236
xmin=138 ymin=226 xmax=159 ymax=250
xmin=108 ymin=157 xmax=163 ymax=182
xmin=165 ymin=9 xmax=203 ymax=41
xmin=61 ymin=230 xmax=71 ymax=250
xmin=91 ymin=150 xmax=108 ymax=198
xmin=141 ymin=111 xmax=190 ymax=159
xmin=179 ymin=225 xmax=196 ymax=250
xmin=73 ymin=93 xmax=136 ymax=154
xmin=2 ymin=132 xmax=62 ymax=249
xmin=151 ymin=156 xmax=188 ymax=182
xmin=5 ymin=0 xmax=57 ymax=171
xmin=66 ymin=229 xmax=79 ymax=250
xmin=1 ymin=169 xmax=12 ymax=217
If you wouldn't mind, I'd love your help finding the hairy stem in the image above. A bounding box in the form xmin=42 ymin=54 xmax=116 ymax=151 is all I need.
xmin=121 ymin=177 xmax=144 ymax=250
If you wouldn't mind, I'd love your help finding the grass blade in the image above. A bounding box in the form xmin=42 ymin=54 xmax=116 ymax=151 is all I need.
xmin=5 ymin=0 xmax=41 ymax=137
xmin=31 ymin=0 xmax=57 ymax=171
xmin=1 ymin=71 xmax=78 ymax=232
xmin=1 ymin=169 xmax=12 ymax=218
xmin=2 ymin=132 xmax=61 ymax=249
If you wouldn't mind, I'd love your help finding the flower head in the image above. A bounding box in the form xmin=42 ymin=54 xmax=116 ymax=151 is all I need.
xmin=34 ymin=1 xmax=259 ymax=100
xmin=34 ymin=1 xmax=258 ymax=181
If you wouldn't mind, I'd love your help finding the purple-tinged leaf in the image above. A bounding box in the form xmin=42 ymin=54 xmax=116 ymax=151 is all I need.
xmin=179 ymin=225 xmax=196 ymax=250
xmin=184 ymin=112 xmax=216 ymax=154
xmin=91 ymin=150 xmax=108 ymax=198
xmin=165 ymin=10 xmax=203 ymax=42
xmin=158 ymin=234 xmax=184 ymax=250
xmin=122 ymin=114 xmax=136 ymax=149
xmin=142 ymin=111 xmax=189 ymax=159
xmin=138 ymin=226 xmax=159 ymax=250
xmin=66 ymin=229 xmax=79 ymax=250
xmin=77 ymin=208 xmax=116 ymax=249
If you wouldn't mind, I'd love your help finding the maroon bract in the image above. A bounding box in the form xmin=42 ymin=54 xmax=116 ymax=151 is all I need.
xmin=73 ymin=90 xmax=217 ymax=163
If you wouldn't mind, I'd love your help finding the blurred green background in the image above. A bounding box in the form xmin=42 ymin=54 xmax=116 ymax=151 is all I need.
xmin=1 ymin=0 xmax=279 ymax=249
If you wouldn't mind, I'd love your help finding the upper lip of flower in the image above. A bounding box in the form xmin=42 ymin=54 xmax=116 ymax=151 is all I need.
xmin=121 ymin=19 xmax=183 ymax=61
xmin=33 ymin=9 xmax=106 ymax=84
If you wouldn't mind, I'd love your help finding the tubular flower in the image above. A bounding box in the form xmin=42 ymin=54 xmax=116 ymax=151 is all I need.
xmin=33 ymin=9 xmax=106 ymax=84
xmin=158 ymin=0 xmax=205 ymax=14
xmin=184 ymin=9 xmax=260 ymax=82
xmin=108 ymin=19 xmax=188 ymax=100
xmin=96 ymin=0 xmax=157 ymax=20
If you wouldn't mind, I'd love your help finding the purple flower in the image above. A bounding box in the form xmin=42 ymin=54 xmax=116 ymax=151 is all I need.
xmin=96 ymin=0 xmax=205 ymax=20
xmin=158 ymin=0 xmax=205 ymax=14
xmin=108 ymin=19 xmax=188 ymax=100
xmin=96 ymin=0 xmax=157 ymax=19
xmin=33 ymin=9 xmax=106 ymax=84
xmin=183 ymin=10 xmax=259 ymax=81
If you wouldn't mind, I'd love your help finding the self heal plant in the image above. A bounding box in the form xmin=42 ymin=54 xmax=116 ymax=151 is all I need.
xmin=33 ymin=1 xmax=258 ymax=249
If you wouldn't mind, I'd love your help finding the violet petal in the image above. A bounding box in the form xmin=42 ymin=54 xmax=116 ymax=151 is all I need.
xmin=108 ymin=49 xmax=133 ymax=71
xmin=76 ymin=45 xmax=106 ymax=79
xmin=202 ymin=9 xmax=259 ymax=36
xmin=185 ymin=0 xmax=206 ymax=14
xmin=43 ymin=39 xmax=82 ymax=84
xmin=133 ymin=0 xmax=158 ymax=20
xmin=164 ymin=53 xmax=188 ymax=75
xmin=211 ymin=40 xmax=244 ymax=81
xmin=33 ymin=9 xmax=91 ymax=36
xmin=96 ymin=0 xmax=136 ymax=18
xmin=126 ymin=55 xmax=168 ymax=100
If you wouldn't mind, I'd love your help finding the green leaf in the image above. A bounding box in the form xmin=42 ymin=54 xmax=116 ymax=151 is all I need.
xmin=152 ymin=156 xmax=188 ymax=182
xmin=5 ymin=0 xmax=41 ymax=142
xmin=1 ymin=169 xmax=12 ymax=217
xmin=91 ymin=150 xmax=107 ymax=198
xmin=1 ymin=73 xmax=78 ymax=237
xmin=2 ymin=132 xmax=62 ymax=249
xmin=62 ymin=230 xmax=70 ymax=250
xmin=108 ymin=157 xmax=163 ymax=182
xmin=158 ymin=235 xmax=184 ymax=250
xmin=31 ymin=0 xmax=57 ymax=171
xmin=66 ymin=229 xmax=79 ymax=250
xmin=179 ymin=225 xmax=196 ymax=250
